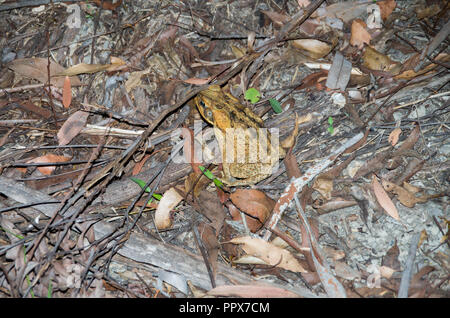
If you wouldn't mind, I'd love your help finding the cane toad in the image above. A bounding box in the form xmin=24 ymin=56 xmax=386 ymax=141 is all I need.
xmin=194 ymin=85 xmax=285 ymax=186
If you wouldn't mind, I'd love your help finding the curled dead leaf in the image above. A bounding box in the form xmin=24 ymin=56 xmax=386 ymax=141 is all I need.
xmin=388 ymin=128 xmax=402 ymax=146
xmin=229 ymin=236 xmax=307 ymax=273
xmin=57 ymin=111 xmax=89 ymax=146
xmin=381 ymin=179 xmax=428 ymax=208
xmin=155 ymin=187 xmax=183 ymax=230
xmin=8 ymin=58 xmax=81 ymax=88
xmin=281 ymin=113 xmax=299 ymax=149
xmin=292 ymin=39 xmax=332 ymax=59
xmin=312 ymin=174 xmax=333 ymax=200
xmin=350 ymin=19 xmax=371 ymax=49
xmin=377 ymin=0 xmax=396 ymax=21
xmin=229 ymin=189 xmax=275 ymax=232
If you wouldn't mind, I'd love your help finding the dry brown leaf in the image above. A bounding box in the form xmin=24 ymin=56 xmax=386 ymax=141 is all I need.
xmin=57 ymin=111 xmax=89 ymax=146
xmin=132 ymin=154 xmax=150 ymax=176
xmin=227 ymin=203 xmax=260 ymax=233
xmin=208 ymin=284 xmax=299 ymax=298
xmin=284 ymin=150 xmax=301 ymax=179
xmin=154 ymin=187 xmax=183 ymax=230
xmin=106 ymin=56 xmax=127 ymax=72
xmin=312 ymin=174 xmax=333 ymax=200
xmin=381 ymin=179 xmax=420 ymax=208
xmin=388 ymin=128 xmax=401 ymax=146
xmin=292 ymin=39 xmax=332 ymax=59
xmin=198 ymin=222 xmax=220 ymax=277
xmin=402 ymin=182 xmax=421 ymax=194
xmin=229 ymin=236 xmax=307 ymax=273
xmin=62 ymin=76 xmax=72 ymax=109
xmin=396 ymin=53 xmax=450 ymax=79
xmin=372 ymin=176 xmax=400 ymax=221
xmin=362 ymin=46 xmax=400 ymax=73
xmin=382 ymin=240 xmax=401 ymax=271
xmin=350 ymin=19 xmax=371 ymax=49
xmin=229 ymin=189 xmax=275 ymax=232
xmin=281 ymin=113 xmax=299 ymax=149
xmin=382 ymin=179 xmax=442 ymax=208
xmin=182 ymin=77 xmax=212 ymax=85
xmin=58 ymin=63 xmax=110 ymax=76
xmin=377 ymin=0 xmax=396 ymax=21
xmin=8 ymin=58 xmax=81 ymax=88
xmin=27 ymin=154 xmax=71 ymax=175
xmin=334 ymin=261 xmax=362 ymax=281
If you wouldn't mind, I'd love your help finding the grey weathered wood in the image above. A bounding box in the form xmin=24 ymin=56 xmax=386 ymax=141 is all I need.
xmin=94 ymin=222 xmax=317 ymax=297
xmin=0 ymin=176 xmax=320 ymax=297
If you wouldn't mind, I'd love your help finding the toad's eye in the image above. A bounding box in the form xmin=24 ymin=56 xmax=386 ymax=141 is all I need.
xmin=205 ymin=109 xmax=213 ymax=119
xmin=199 ymin=100 xmax=206 ymax=108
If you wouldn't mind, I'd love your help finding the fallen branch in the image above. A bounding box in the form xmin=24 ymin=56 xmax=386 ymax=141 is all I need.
xmin=261 ymin=132 xmax=364 ymax=241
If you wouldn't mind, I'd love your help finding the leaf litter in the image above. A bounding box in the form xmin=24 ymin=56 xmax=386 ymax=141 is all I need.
xmin=0 ymin=0 xmax=448 ymax=299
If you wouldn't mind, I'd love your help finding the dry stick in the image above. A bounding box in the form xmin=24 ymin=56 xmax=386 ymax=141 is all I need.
xmin=45 ymin=24 xmax=58 ymax=129
xmin=192 ymin=225 xmax=216 ymax=289
xmin=0 ymin=263 xmax=18 ymax=297
xmin=26 ymin=140 xmax=105 ymax=263
xmin=261 ymin=132 xmax=364 ymax=241
xmin=0 ymin=84 xmax=46 ymax=96
xmin=102 ymin=159 xmax=170 ymax=273
xmin=398 ymin=232 xmax=421 ymax=298
xmin=23 ymin=168 xmax=106 ymax=296
xmin=0 ymin=0 xmax=78 ymax=11
xmin=415 ymin=18 xmax=450 ymax=72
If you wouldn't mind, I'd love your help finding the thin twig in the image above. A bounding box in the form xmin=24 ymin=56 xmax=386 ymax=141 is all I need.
xmin=398 ymin=232 xmax=421 ymax=298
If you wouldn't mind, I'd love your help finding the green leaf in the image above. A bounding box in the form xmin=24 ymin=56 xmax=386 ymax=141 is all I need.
xmin=47 ymin=282 xmax=53 ymax=298
xmin=130 ymin=177 xmax=161 ymax=201
xmin=269 ymin=98 xmax=283 ymax=114
xmin=328 ymin=116 xmax=334 ymax=134
xmin=244 ymin=88 xmax=261 ymax=104
xmin=199 ymin=165 xmax=223 ymax=188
